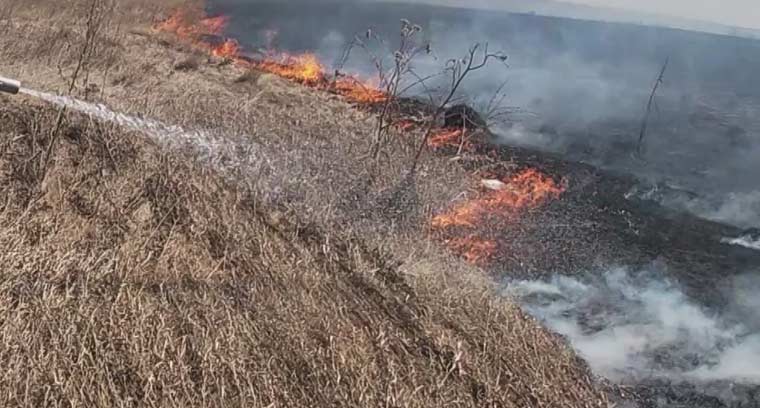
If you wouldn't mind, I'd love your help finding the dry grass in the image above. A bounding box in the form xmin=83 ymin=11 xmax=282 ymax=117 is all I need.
xmin=0 ymin=95 xmax=607 ymax=407
xmin=0 ymin=1 xmax=610 ymax=406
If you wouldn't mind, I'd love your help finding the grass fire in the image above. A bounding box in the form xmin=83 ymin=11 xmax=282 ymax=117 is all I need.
xmin=154 ymin=8 xmax=387 ymax=103
xmin=432 ymin=169 xmax=566 ymax=265
xmin=2 ymin=0 xmax=759 ymax=407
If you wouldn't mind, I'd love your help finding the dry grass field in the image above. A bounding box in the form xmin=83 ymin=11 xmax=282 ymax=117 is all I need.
xmin=0 ymin=1 xmax=611 ymax=406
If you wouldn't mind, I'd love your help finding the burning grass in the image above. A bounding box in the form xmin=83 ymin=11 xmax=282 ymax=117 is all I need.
xmin=154 ymin=7 xmax=388 ymax=104
xmin=428 ymin=128 xmax=471 ymax=150
xmin=432 ymin=169 xmax=566 ymax=265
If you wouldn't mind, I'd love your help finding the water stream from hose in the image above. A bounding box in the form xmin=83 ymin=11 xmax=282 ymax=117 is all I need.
xmin=17 ymin=87 xmax=272 ymax=178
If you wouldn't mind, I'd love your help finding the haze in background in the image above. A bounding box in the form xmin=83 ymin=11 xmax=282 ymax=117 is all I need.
xmin=211 ymin=0 xmax=760 ymax=228
xmin=371 ymin=0 xmax=760 ymax=37
xmin=568 ymin=0 xmax=760 ymax=31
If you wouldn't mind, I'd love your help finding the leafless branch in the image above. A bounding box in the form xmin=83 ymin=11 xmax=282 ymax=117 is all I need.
xmin=637 ymin=57 xmax=669 ymax=156
xmin=409 ymin=43 xmax=507 ymax=173
xmin=43 ymin=0 xmax=116 ymax=175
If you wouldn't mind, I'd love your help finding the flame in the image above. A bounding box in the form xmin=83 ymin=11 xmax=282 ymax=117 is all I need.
xmin=154 ymin=9 xmax=387 ymax=103
xmin=445 ymin=236 xmax=497 ymax=265
xmin=156 ymin=10 xmax=564 ymax=268
xmin=200 ymin=16 xmax=230 ymax=36
xmin=396 ymin=120 xmax=416 ymax=131
xmin=333 ymin=78 xmax=388 ymax=104
xmin=432 ymin=169 xmax=565 ymax=265
xmin=256 ymin=53 xmax=325 ymax=84
xmin=432 ymin=169 xmax=564 ymax=228
xmin=211 ymin=38 xmax=241 ymax=59
xmin=428 ymin=128 xmax=470 ymax=150
xmin=156 ymin=9 xmax=229 ymax=38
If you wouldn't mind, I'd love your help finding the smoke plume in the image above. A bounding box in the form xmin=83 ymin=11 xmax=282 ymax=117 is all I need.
xmin=209 ymin=0 xmax=760 ymax=228
xmin=506 ymin=268 xmax=760 ymax=384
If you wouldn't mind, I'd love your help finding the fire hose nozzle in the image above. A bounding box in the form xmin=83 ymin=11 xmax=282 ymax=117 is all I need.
xmin=0 ymin=76 xmax=21 ymax=95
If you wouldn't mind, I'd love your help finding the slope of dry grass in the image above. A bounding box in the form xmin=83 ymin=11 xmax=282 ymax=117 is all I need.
xmin=0 ymin=96 xmax=607 ymax=407
xmin=0 ymin=1 xmax=610 ymax=406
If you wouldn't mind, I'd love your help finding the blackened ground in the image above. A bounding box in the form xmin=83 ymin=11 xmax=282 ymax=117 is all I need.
xmin=429 ymin=136 xmax=760 ymax=407
xmin=210 ymin=0 xmax=760 ymax=229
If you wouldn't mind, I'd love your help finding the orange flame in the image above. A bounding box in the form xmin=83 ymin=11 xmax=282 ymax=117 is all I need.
xmin=333 ymin=78 xmax=388 ymax=103
xmin=256 ymin=53 xmax=325 ymax=84
xmin=432 ymin=169 xmax=564 ymax=229
xmin=200 ymin=16 xmax=230 ymax=36
xmin=211 ymin=38 xmax=241 ymax=59
xmin=154 ymin=9 xmax=387 ymax=104
xmin=156 ymin=9 xmax=229 ymax=38
xmin=396 ymin=120 xmax=416 ymax=131
xmin=445 ymin=236 xmax=497 ymax=265
xmin=432 ymin=169 xmax=565 ymax=265
xmin=428 ymin=128 xmax=471 ymax=150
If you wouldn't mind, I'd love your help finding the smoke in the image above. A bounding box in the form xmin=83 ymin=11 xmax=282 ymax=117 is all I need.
xmin=627 ymin=185 xmax=760 ymax=230
xmin=209 ymin=0 xmax=760 ymax=228
xmin=506 ymin=268 xmax=760 ymax=384
xmin=722 ymin=234 xmax=760 ymax=251
xmin=685 ymin=191 xmax=760 ymax=229
xmin=563 ymin=0 xmax=760 ymax=32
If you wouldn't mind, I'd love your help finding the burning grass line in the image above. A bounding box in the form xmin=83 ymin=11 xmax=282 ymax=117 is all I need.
xmin=427 ymin=128 xmax=471 ymax=151
xmin=432 ymin=169 xmax=565 ymax=265
xmin=154 ymin=8 xmax=563 ymax=269
xmin=154 ymin=9 xmax=388 ymax=104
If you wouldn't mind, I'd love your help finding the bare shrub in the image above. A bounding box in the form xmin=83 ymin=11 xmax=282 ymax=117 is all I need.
xmin=410 ymin=43 xmax=508 ymax=171
xmin=337 ymin=19 xmax=431 ymax=161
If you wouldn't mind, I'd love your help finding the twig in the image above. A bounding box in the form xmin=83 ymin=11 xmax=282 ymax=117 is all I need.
xmin=637 ymin=57 xmax=669 ymax=156
xmin=410 ymin=43 xmax=507 ymax=174
xmin=43 ymin=0 xmax=112 ymax=174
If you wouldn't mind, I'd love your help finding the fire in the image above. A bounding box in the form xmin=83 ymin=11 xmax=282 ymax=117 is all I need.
xmin=154 ymin=9 xmax=388 ymax=104
xmin=445 ymin=236 xmax=497 ymax=265
xmin=156 ymin=9 xmax=229 ymax=38
xmin=256 ymin=53 xmax=325 ymax=84
xmin=156 ymin=9 xmax=564 ymax=268
xmin=211 ymin=38 xmax=241 ymax=59
xmin=396 ymin=120 xmax=416 ymax=131
xmin=428 ymin=128 xmax=470 ymax=150
xmin=432 ymin=169 xmax=564 ymax=228
xmin=432 ymin=169 xmax=565 ymax=265
xmin=333 ymin=78 xmax=388 ymax=104
xmin=199 ymin=16 xmax=229 ymax=36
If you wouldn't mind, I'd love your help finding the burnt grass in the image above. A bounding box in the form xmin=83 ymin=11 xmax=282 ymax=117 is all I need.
xmin=428 ymin=136 xmax=760 ymax=407
xmin=462 ymin=141 xmax=760 ymax=310
xmin=356 ymin=93 xmax=760 ymax=406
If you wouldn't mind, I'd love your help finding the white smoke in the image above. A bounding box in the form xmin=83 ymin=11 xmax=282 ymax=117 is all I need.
xmin=505 ymin=268 xmax=760 ymax=384
xmin=696 ymin=191 xmax=760 ymax=229
xmin=722 ymin=235 xmax=760 ymax=251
